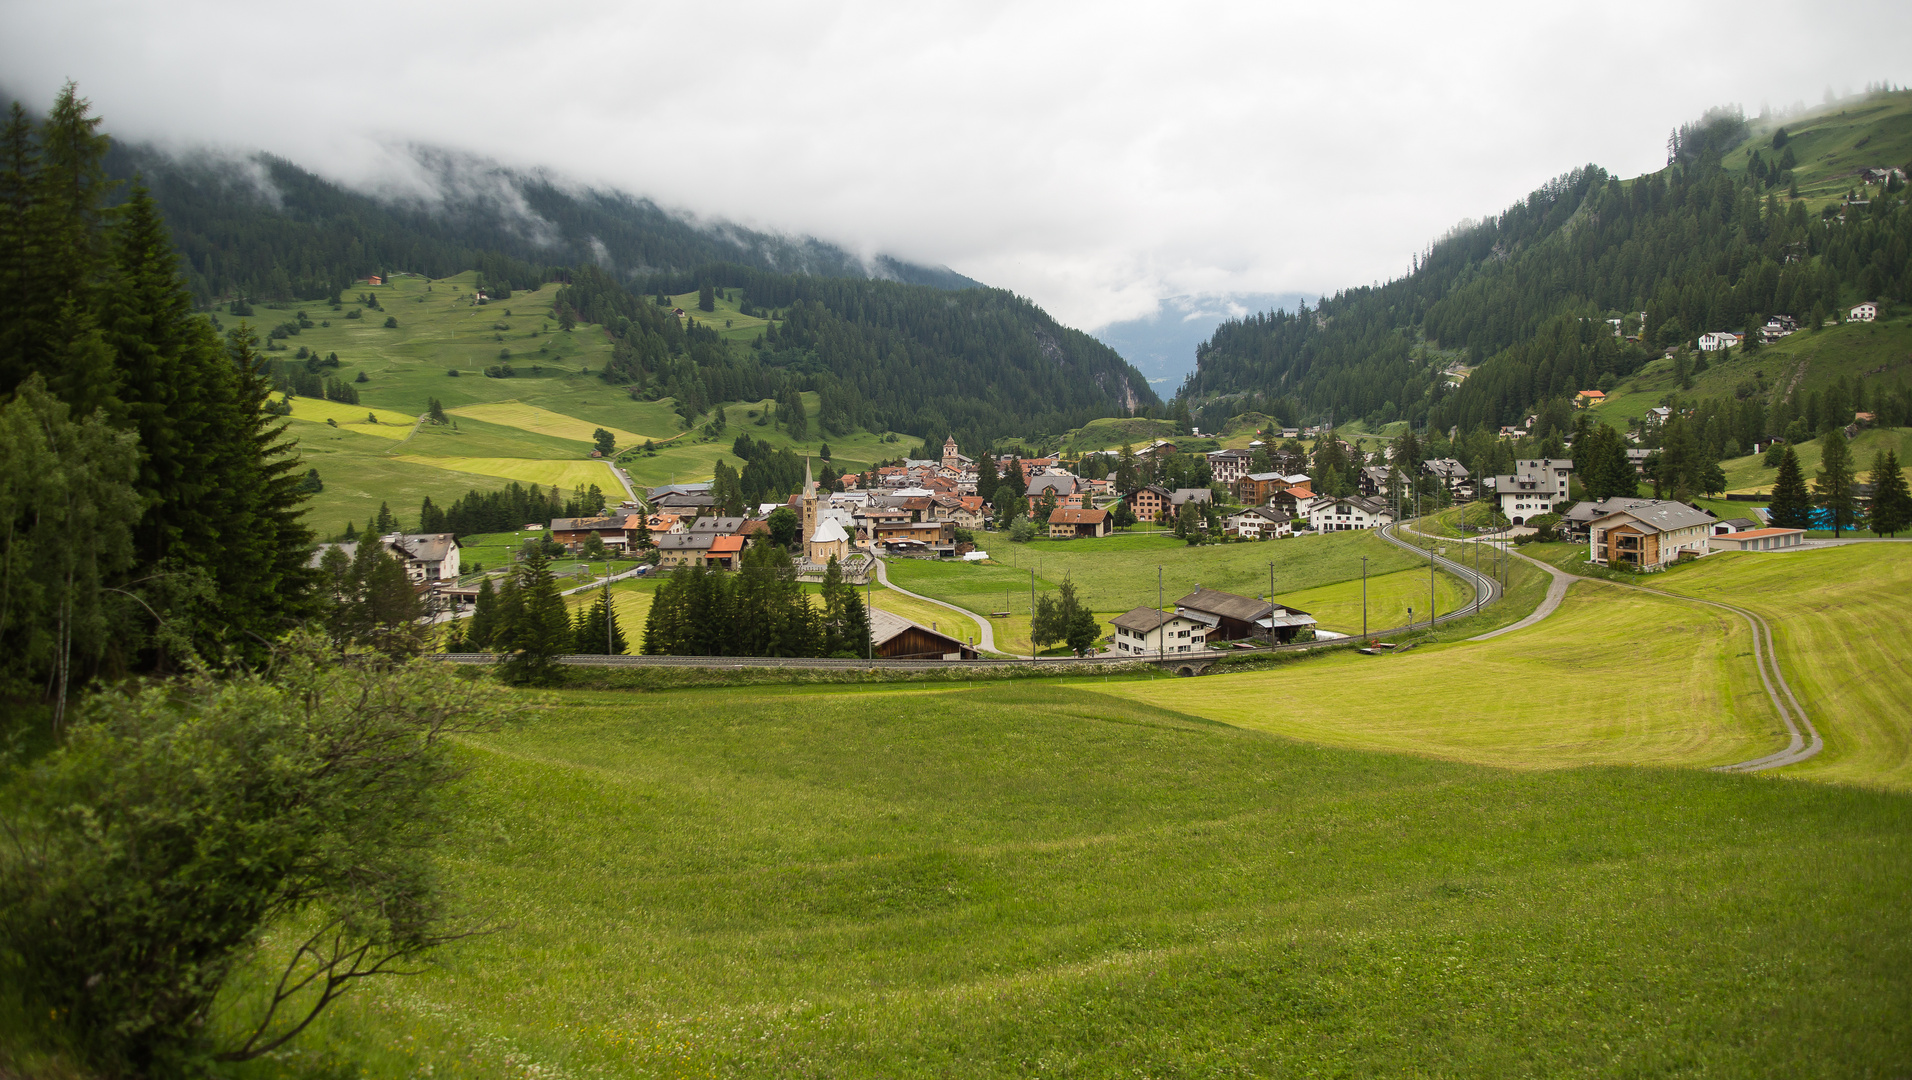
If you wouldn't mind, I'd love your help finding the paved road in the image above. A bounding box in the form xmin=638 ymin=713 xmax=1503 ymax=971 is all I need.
xmin=1399 ymin=523 xmax=1821 ymax=774
xmin=1374 ymin=523 xmax=1504 ymax=630
xmin=870 ymin=556 xmax=1019 ymax=657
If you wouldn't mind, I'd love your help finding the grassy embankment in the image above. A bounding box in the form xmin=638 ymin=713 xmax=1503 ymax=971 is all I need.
xmin=247 ymin=272 xmax=905 ymax=535
xmin=201 ymin=680 xmax=1912 ymax=1077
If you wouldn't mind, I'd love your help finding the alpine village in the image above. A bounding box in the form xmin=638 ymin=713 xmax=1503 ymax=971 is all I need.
xmin=4 ymin=75 xmax=1912 ymax=1078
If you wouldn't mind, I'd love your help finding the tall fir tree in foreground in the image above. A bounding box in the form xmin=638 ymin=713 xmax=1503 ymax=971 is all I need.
xmin=1869 ymin=450 xmax=1911 ymax=537
xmin=0 ymin=84 xmax=315 ymax=706
xmin=1813 ymin=433 xmax=1859 ymax=537
xmin=1766 ymin=446 xmax=1814 ymax=529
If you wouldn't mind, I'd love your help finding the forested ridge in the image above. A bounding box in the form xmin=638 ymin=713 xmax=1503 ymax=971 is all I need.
xmin=100 ymin=140 xmax=976 ymax=306
xmin=1184 ymin=97 xmax=1912 ymax=434
xmin=557 ymin=263 xmax=1159 ymax=448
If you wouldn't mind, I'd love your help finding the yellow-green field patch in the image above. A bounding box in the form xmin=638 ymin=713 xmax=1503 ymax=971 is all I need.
xmin=285 ymin=397 xmax=419 ymax=433
xmin=1279 ymin=566 xmax=1473 ymax=634
xmin=445 ymin=402 xmax=656 ymax=446
xmin=391 ymin=456 xmax=623 ymax=492
xmin=1111 ymin=580 xmax=1780 ymax=771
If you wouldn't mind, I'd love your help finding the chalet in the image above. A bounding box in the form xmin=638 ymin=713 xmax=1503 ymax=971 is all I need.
xmin=931 ymin=495 xmax=988 ymax=529
xmin=653 ymin=491 xmax=716 ymax=514
xmin=1490 ymin=458 xmax=1573 ymax=525
xmin=1421 ymin=459 xmax=1470 ymax=495
xmin=870 ymin=609 xmax=980 ymax=660
xmin=871 ymin=519 xmax=953 ymax=547
xmin=1850 ymin=302 xmax=1878 ymax=322
xmin=1711 ymin=517 xmax=1761 ymax=535
xmin=1697 ymin=331 xmax=1742 ymax=352
xmin=1307 ymin=495 xmax=1393 ymax=532
xmin=1205 ymin=448 xmax=1256 ymax=485
xmin=1587 ymin=500 xmax=1713 ymax=570
xmin=1174 ymin=587 xmax=1315 ymax=644
xmin=1267 ymin=482 xmax=1315 ymax=515
xmin=550 ymin=515 xmax=626 ymax=548
xmin=1575 ymin=389 xmax=1607 ymax=408
xmin=648 ymin=482 xmax=712 ymax=501
xmin=1225 ymin=506 xmax=1293 ymax=539
xmin=1140 ymin=440 xmax=1179 ymax=458
xmin=1357 ymin=466 xmax=1397 ymax=498
xmin=1626 ymin=448 xmax=1652 ymax=474
xmin=1047 ymin=506 xmax=1112 ymax=539
xmin=1644 ymin=406 xmax=1672 ymax=428
xmin=1110 ymin=608 xmax=1208 ymax=656
xmin=1559 ymin=497 xmax=1658 ymax=540
xmin=1707 ymin=527 xmax=1807 ymax=552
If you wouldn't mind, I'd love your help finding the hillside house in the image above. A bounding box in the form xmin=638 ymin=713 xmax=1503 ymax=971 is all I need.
xmin=1587 ymin=501 xmax=1713 ymax=570
xmin=1490 ymin=458 xmax=1573 ymax=525
xmin=1698 ymin=331 xmax=1742 ymax=352
xmin=1575 ymin=389 xmax=1607 ymax=408
xmin=1268 ymin=482 xmax=1315 ymax=515
xmin=688 ymin=516 xmax=747 ymax=535
xmin=1168 ymin=488 xmax=1213 ymax=511
xmin=1234 ymin=472 xmax=1309 ymax=506
xmin=1174 ymin=587 xmax=1317 ymax=644
xmin=1026 ymin=474 xmax=1086 ymax=511
xmin=1711 ymin=517 xmax=1761 ymax=535
xmin=1707 ymin=527 xmax=1806 ymax=552
xmin=1047 ymin=506 xmax=1112 ymax=539
xmin=704 ymin=534 xmax=745 ymax=570
xmin=1307 ymin=495 xmax=1394 ymax=532
xmin=1358 ymin=466 xmax=1397 ymax=498
xmin=1110 ymin=608 xmax=1209 ymax=656
xmin=1421 ymin=459 xmax=1471 ymax=495
xmin=1850 ymin=302 xmax=1878 ymax=322
xmin=1560 ymin=497 xmax=1659 ymax=540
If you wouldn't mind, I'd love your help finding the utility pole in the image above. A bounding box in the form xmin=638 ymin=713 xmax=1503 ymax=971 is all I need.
xmin=1430 ymin=542 xmax=1438 ymax=630
xmin=1030 ymin=568 xmax=1036 ymax=663
xmin=1361 ymin=555 xmax=1369 ymax=639
xmin=1158 ymin=565 xmax=1164 ymax=663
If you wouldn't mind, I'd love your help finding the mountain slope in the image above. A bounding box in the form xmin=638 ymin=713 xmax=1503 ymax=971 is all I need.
xmin=1183 ymin=90 xmax=1912 ymax=435
xmin=102 ymin=140 xmax=979 ymax=305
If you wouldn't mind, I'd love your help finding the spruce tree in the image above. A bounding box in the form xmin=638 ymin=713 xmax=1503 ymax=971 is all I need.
xmin=500 ymin=547 xmax=569 ymax=684
xmin=1767 ymin=446 xmax=1814 ymax=529
xmin=1813 ymin=432 xmax=1858 ymax=536
xmin=467 ymin=578 xmax=498 ymax=649
xmin=1869 ymin=450 xmax=1910 ymax=536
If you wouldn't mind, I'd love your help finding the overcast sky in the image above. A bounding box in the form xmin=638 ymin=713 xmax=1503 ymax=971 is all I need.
xmin=3 ymin=1 xmax=1908 ymax=331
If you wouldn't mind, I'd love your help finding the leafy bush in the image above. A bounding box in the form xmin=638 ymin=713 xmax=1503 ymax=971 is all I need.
xmin=0 ymin=644 xmax=515 ymax=1071
xmin=382 ymin=316 xmax=398 ymax=329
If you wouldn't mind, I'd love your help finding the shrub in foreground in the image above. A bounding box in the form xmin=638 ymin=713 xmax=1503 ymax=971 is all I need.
xmin=0 ymin=640 xmax=519 ymax=1074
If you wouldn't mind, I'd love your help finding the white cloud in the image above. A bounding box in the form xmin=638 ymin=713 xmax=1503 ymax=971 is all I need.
xmin=4 ymin=0 xmax=1907 ymax=329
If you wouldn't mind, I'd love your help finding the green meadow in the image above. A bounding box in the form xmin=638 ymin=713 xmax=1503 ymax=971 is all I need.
xmin=240 ymin=272 xmax=910 ymax=536
xmin=209 ymin=680 xmax=1912 ymax=1078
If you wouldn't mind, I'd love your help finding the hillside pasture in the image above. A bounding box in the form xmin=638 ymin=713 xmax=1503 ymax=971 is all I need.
xmin=206 ymin=683 xmax=1912 ymax=1077
xmin=1111 ymin=579 xmax=1780 ymax=771
xmin=445 ymin=402 xmax=652 ymax=447
xmin=1649 ymin=543 xmax=1912 ymax=791
xmin=390 ymin=455 xmax=623 ymax=492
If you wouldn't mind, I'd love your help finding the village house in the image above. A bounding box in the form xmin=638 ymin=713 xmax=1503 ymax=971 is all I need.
xmin=688 ymin=516 xmax=747 ymax=536
xmin=1224 ymin=505 xmax=1294 ymax=539
xmin=1490 ymin=458 xmax=1573 ymax=525
xmin=1168 ymin=488 xmax=1213 ymax=512
xmin=1234 ymin=472 xmax=1310 ymax=506
xmin=1357 ymin=465 xmax=1398 ymax=498
xmin=1625 ymin=448 xmax=1653 ymax=474
xmin=1710 ymin=517 xmax=1761 ymax=535
xmin=1306 ymin=495 xmax=1394 ymax=532
xmin=1174 ymin=587 xmax=1316 ymax=645
xmin=1026 ymin=473 xmax=1087 ymax=511
xmin=1205 ymin=448 xmax=1256 ymax=485
xmin=1047 ymin=506 xmax=1112 ymax=539
xmin=931 ymin=495 xmax=988 ymax=530
xmin=1110 ymin=608 xmax=1209 ymax=656
xmin=1707 ymin=527 xmax=1807 ymax=553
xmin=1697 ymin=331 xmax=1742 ymax=352
xmin=1559 ymin=497 xmax=1659 ymax=541
xmin=1850 ymin=302 xmax=1878 ymax=323
xmin=1267 ymin=481 xmax=1315 ymax=516
xmin=1127 ymin=484 xmax=1173 ymax=523
xmin=704 ymin=534 xmax=745 ymax=570
xmin=1586 ymin=500 xmax=1713 ymax=570
xmin=655 ymin=533 xmax=715 ymax=568
xmin=1575 ymin=389 xmax=1606 ymax=408
xmin=312 ymin=533 xmax=462 ymax=585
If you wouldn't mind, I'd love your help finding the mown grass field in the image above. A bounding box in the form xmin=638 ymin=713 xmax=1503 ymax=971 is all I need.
xmin=211 ymin=682 xmax=1912 ymax=1078
xmin=1717 ymin=425 xmax=1912 ymax=494
xmin=390 ymin=454 xmax=623 ymax=492
xmin=1111 ymin=579 xmax=1779 ymax=770
xmin=1649 ymin=543 xmax=1912 ymax=790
